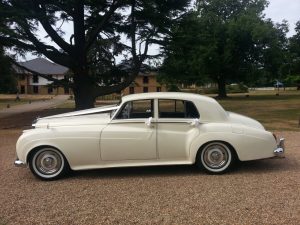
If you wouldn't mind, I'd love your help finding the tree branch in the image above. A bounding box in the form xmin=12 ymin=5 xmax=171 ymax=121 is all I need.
xmin=20 ymin=22 xmax=72 ymax=67
xmin=85 ymin=0 xmax=120 ymax=51
xmin=94 ymin=70 xmax=139 ymax=97
xmin=32 ymin=2 xmax=74 ymax=54
xmin=0 ymin=36 xmax=37 ymax=51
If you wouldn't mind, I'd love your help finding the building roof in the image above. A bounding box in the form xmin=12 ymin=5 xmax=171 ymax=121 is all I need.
xmin=15 ymin=58 xmax=68 ymax=75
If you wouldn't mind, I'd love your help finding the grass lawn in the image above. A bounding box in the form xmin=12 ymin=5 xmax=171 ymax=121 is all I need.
xmin=50 ymin=90 xmax=300 ymax=131
xmin=218 ymin=90 xmax=300 ymax=131
xmin=0 ymin=94 xmax=53 ymax=110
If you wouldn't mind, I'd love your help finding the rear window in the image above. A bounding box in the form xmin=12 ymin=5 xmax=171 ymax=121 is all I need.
xmin=158 ymin=99 xmax=199 ymax=118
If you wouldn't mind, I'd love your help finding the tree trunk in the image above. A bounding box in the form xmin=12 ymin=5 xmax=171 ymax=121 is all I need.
xmin=217 ymin=75 xmax=227 ymax=98
xmin=73 ymin=72 xmax=96 ymax=110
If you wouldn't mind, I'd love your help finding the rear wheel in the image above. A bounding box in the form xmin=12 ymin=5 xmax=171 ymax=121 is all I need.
xmin=197 ymin=142 xmax=234 ymax=174
xmin=29 ymin=147 xmax=68 ymax=180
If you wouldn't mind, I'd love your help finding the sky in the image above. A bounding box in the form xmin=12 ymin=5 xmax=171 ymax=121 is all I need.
xmin=23 ymin=0 xmax=300 ymax=61
xmin=264 ymin=0 xmax=300 ymax=37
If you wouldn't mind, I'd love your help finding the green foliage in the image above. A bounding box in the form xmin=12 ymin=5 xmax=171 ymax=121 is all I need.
xmin=160 ymin=0 xmax=288 ymax=97
xmin=201 ymin=83 xmax=248 ymax=94
xmin=0 ymin=48 xmax=17 ymax=94
xmin=284 ymin=74 xmax=300 ymax=86
xmin=288 ymin=21 xmax=300 ymax=78
xmin=226 ymin=83 xmax=249 ymax=93
xmin=0 ymin=0 xmax=190 ymax=109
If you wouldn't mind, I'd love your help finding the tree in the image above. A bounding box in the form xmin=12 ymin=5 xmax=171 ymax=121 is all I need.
xmin=288 ymin=21 xmax=300 ymax=76
xmin=160 ymin=0 xmax=287 ymax=97
xmin=0 ymin=0 xmax=190 ymax=109
xmin=0 ymin=47 xmax=17 ymax=93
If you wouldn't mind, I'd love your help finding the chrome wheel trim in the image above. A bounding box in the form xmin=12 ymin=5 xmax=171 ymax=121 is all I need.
xmin=32 ymin=148 xmax=65 ymax=179
xmin=201 ymin=142 xmax=232 ymax=172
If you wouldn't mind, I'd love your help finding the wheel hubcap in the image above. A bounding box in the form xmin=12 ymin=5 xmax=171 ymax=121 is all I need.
xmin=203 ymin=144 xmax=229 ymax=169
xmin=36 ymin=150 xmax=62 ymax=175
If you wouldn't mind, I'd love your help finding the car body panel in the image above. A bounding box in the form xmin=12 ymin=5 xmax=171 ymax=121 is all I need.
xmin=100 ymin=119 xmax=157 ymax=161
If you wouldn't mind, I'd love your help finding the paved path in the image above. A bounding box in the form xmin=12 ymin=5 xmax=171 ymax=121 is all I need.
xmin=0 ymin=95 xmax=68 ymax=119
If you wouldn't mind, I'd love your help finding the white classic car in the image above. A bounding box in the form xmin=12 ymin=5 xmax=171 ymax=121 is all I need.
xmin=15 ymin=92 xmax=285 ymax=180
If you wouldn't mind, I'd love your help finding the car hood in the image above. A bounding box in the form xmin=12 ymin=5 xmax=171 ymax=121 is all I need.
xmin=33 ymin=105 xmax=119 ymax=128
xmin=227 ymin=112 xmax=265 ymax=130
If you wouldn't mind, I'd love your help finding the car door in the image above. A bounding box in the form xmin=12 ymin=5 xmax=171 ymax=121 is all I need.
xmin=100 ymin=99 xmax=157 ymax=161
xmin=156 ymin=99 xmax=200 ymax=161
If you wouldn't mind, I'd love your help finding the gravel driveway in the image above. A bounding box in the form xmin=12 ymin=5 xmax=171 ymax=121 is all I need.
xmin=0 ymin=130 xmax=299 ymax=225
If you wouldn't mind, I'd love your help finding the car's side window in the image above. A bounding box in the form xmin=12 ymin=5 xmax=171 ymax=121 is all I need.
xmin=115 ymin=99 xmax=153 ymax=119
xmin=158 ymin=99 xmax=199 ymax=118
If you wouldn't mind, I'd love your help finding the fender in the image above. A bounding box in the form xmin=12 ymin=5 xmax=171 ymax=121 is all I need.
xmin=189 ymin=123 xmax=277 ymax=162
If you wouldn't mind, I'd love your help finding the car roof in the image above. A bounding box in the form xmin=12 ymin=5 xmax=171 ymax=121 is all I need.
xmin=121 ymin=92 xmax=228 ymax=122
xmin=121 ymin=92 xmax=217 ymax=103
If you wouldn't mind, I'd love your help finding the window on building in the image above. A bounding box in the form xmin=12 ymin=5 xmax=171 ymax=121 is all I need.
xmin=158 ymin=99 xmax=199 ymax=118
xmin=33 ymin=86 xmax=39 ymax=94
xmin=19 ymin=74 xmax=25 ymax=80
xmin=143 ymin=87 xmax=148 ymax=93
xmin=33 ymin=75 xmax=39 ymax=83
xmin=143 ymin=76 xmax=149 ymax=84
xmin=156 ymin=87 xmax=161 ymax=92
xmin=116 ymin=99 xmax=153 ymax=119
xmin=48 ymin=87 xmax=53 ymax=94
xmin=20 ymin=85 xmax=25 ymax=94
xmin=129 ymin=87 xmax=134 ymax=94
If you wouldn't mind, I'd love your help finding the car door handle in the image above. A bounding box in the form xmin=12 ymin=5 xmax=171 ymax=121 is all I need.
xmin=145 ymin=117 xmax=153 ymax=127
xmin=190 ymin=118 xmax=200 ymax=127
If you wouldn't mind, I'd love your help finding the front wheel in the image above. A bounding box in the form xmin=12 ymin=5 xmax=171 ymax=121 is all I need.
xmin=197 ymin=142 xmax=234 ymax=174
xmin=29 ymin=147 xmax=68 ymax=180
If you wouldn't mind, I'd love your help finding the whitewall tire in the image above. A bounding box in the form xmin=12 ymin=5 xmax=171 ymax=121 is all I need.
xmin=29 ymin=147 xmax=68 ymax=180
xmin=197 ymin=142 xmax=234 ymax=174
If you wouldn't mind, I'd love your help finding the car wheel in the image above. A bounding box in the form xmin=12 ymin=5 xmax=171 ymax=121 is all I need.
xmin=197 ymin=142 xmax=234 ymax=174
xmin=29 ymin=147 xmax=68 ymax=180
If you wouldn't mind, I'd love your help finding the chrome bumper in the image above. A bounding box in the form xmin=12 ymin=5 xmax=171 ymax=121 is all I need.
xmin=14 ymin=159 xmax=26 ymax=167
xmin=274 ymin=138 xmax=285 ymax=158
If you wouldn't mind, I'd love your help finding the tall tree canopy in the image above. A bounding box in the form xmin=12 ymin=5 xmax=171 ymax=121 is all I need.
xmin=160 ymin=0 xmax=288 ymax=97
xmin=0 ymin=47 xmax=17 ymax=93
xmin=0 ymin=0 xmax=190 ymax=109
xmin=289 ymin=21 xmax=300 ymax=76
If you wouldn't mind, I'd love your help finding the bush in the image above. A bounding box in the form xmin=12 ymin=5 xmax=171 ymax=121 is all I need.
xmin=200 ymin=83 xmax=249 ymax=94
xmin=226 ymin=83 xmax=249 ymax=93
xmin=167 ymin=84 xmax=180 ymax=92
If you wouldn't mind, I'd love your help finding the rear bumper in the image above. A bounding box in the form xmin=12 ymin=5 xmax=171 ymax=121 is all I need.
xmin=14 ymin=159 xmax=26 ymax=167
xmin=274 ymin=138 xmax=285 ymax=158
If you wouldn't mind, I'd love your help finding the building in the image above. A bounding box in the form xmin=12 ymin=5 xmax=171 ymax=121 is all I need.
xmin=15 ymin=58 xmax=166 ymax=95
xmin=15 ymin=58 xmax=70 ymax=95
xmin=122 ymin=71 xmax=166 ymax=95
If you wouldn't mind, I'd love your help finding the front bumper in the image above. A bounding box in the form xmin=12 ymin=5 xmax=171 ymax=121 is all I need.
xmin=274 ymin=138 xmax=285 ymax=158
xmin=14 ymin=159 xmax=26 ymax=167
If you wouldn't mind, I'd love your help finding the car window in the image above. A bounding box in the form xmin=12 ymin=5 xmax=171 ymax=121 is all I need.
xmin=115 ymin=99 xmax=153 ymax=119
xmin=159 ymin=99 xmax=199 ymax=118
